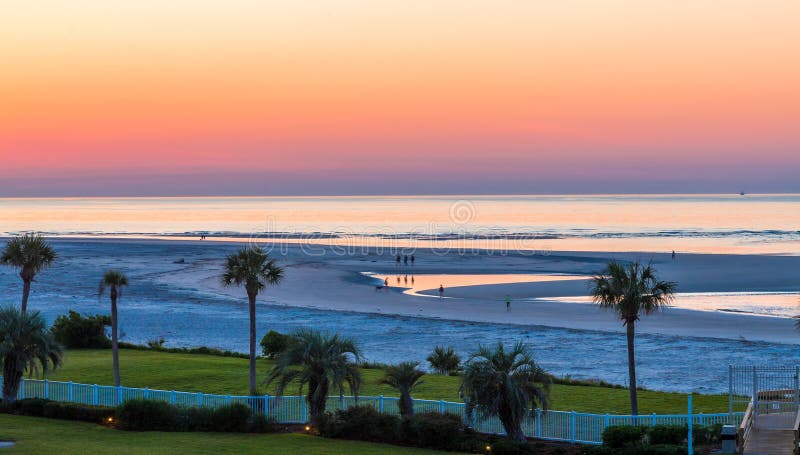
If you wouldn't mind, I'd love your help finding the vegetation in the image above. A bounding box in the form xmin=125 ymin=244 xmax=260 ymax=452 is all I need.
xmin=0 ymin=414 xmax=444 ymax=454
xmin=426 ymin=346 xmax=461 ymax=376
xmin=222 ymin=246 xmax=284 ymax=395
xmin=2 ymin=397 xmax=115 ymax=424
xmin=50 ymin=311 xmax=111 ymax=349
xmin=378 ymin=361 xmax=426 ymax=418
xmin=0 ymin=306 xmax=63 ymax=402
xmin=98 ymin=270 xmax=128 ymax=387
xmin=40 ymin=349 xmax=731 ymax=414
xmin=590 ymin=260 xmax=676 ymax=415
xmin=260 ymin=330 xmax=295 ymax=359
xmin=0 ymin=233 xmax=57 ymax=313
xmin=116 ymin=399 xmax=271 ymax=433
xmin=267 ymin=329 xmax=362 ymax=428
xmin=461 ymin=342 xmax=551 ymax=441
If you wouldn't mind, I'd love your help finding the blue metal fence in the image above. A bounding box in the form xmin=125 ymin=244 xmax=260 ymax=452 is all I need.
xmin=2 ymin=377 xmax=743 ymax=445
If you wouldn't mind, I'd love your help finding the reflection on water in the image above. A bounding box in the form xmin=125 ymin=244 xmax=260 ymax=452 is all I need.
xmin=363 ymin=272 xmax=586 ymax=296
xmin=538 ymin=292 xmax=800 ymax=318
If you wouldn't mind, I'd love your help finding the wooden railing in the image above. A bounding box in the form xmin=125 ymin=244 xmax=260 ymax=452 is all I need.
xmin=738 ymin=402 xmax=755 ymax=455
xmin=793 ymin=407 xmax=800 ymax=455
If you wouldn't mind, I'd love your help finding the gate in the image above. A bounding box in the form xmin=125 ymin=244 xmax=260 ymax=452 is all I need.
xmin=730 ymin=366 xmax=800 ymax=429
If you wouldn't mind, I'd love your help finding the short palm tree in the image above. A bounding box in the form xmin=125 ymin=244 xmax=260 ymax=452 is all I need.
xmin=0 ymin=305 xmax=63 ymax=403
xmin=266 ymin=329 xmax=361 ymax=428
xmin=378 ymin=361 xmax=425 ymax=418
xmin=222 ymin=246 xmax=284 ymax=395
xmin=427 ymin=345 xmax=461 ymax=375
xmin=461 ymin=341 xmax=550 ymax=442
xmin=1 ymin=234 xmax=57 ymax=313
xmin=98 ymin=270 xmax=128 ymax=387
xmin=590 ymin=260 xmax=676 ymax=416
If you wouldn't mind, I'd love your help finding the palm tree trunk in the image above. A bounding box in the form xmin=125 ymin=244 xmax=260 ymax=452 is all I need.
xmin=2 ymin=360 xmax=23 ymax=403
xmin=626 ymin=320 xmax=639 ymax=416
xmin=501 ymin=414 xmax=526 ymax=442
xmin=111 ymin=291 xmax=121 ymax=387
xmin=21 ymin=278 xmax=31 ymax=313
xmin=400 ymin=392 xmax=414 ymax=418
xmin=309 ymin=379 xmax=329 ymax=428
xmin=248 ymin=292 xmax=257 ymax=396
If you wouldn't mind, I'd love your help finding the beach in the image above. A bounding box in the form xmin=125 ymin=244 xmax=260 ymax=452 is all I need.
xmin=2 ymin=237 xmax=800 ymax=393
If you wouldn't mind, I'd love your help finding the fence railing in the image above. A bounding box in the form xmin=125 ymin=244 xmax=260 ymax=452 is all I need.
xmin=3 ymin=377 xmax=744 ymax=445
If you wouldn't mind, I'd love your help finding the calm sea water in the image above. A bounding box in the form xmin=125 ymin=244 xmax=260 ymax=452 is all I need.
xmin=2 ymin=194 xmax=800 ymax=254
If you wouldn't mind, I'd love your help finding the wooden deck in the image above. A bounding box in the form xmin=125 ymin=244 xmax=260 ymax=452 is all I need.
xmin=744 ymin=413 xmax=796 ymax=455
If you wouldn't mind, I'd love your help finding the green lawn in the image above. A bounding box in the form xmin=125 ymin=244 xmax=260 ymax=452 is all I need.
xmin=0 ymin=414 xmax=444 ymax=454
xmin=38 ymin=349 xmax=730 ymax=414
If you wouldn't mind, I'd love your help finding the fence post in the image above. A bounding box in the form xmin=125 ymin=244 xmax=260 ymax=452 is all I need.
xmin=145 ymin=387 xmax=150 ymax=399
xmin=264 ymin=395 xmax=269 ymax=415
xmin=197 ymin=392 xmax=203 ymax=407
xmin=227 ymin=395 xmax=232 ymax=405
xmin=303 ymin=401 xmax=308 ymax=422
xmin=20 ymin=379 xmax=25 ymax=399
xmin=117 ymin=385 xmax=122 ymax=405
xmin=439 ymin=400 xmax=445 ymax=414
xmin=651 ymin=412 xmax=656 ymax=426
xmin=93 ymin=384 xmax=98 ymax=405
xmin=752 ymin=366 xmax=758 ymax=424
xmin=44 ymin=379 xmax=49 ymax=399
xmin=170 ymin=390 xmax=175 ymax=405
xmin=68 ymin=381 xmax=73 ymax=402
xmin=570 ymin=410 xmax=576 ymax=443
xmin=379 ymin=395 xmax=384 ymax=413
xmin=795 ymin=366 xmax=799 ymax=412
xmin=536 ymin=409 xmax=542 ymax=438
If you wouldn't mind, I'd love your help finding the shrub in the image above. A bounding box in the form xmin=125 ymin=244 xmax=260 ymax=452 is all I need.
xmin=50 ymin=311 xmax=111 ymax=349
xmin=490 ymin=438 xmax=536 ymax=455
xmin=42 ymin=401 xmax=116 ymax=423
xmin=116 ymin=399 xmax=178 ymax=431
xmin=403 ymin=412 xmax=464 ymax=450
xmin=247 ymin=413 xmax=278 ymax=433
xmin=602 ymin=425 xmax=646 ymax=448
xmin=582 ymin=445 xmax=687 ymax=455
xmin=16 ymin=398 xmax=50 ymax=416
xmin=319 ymin=405 xmax=401 ymax=443
xmin=692 ymin=423 xmax=722 ymax=445
xmin=647 ymin=425 xmax=685 ymax=445
xmin=260 ymin=330 xmax=294 ymax=359
xmin=210 ymin=403 xmax=251 ymax=433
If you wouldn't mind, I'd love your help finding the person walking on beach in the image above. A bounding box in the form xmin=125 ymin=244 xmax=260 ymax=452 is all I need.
xmin=396 ymin=254 xmax=401 ymax=267
xmin=438 ymin=284 xmax=444 ymax=299
xmin=404 ymin=275 xmax=408 ymax=284
xmin=411 ymin=254 xmax=415 ymax=266
xmin=671 ymin=250 xmax=676 ymax=260
xmin=384 ymin=277 xmax=389 ymax=286
xmin=404 ymin=255 xmax=408 ymax=266
xmin=505 ymin=294 xmax=511 ymax=311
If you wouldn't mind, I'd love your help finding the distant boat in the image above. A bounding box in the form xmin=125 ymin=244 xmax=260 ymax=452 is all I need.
xmin=739 ymin=191 xmax=746 ymax=196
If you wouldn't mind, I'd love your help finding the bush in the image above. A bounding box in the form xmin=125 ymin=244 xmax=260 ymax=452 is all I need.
xmin=260 ymin=330 xmax=295 ymax=359
xmin=602 ymin=425 xmax=646 ymax=448
xmin=43 ymin=401 xmax=116 ymax=423
xmin=16 ymin=398 xmax=50 ymax=416
xmin=426 ymin=346 xmax=461 ymax=375
xmin=319 ymin=405 xmax=401 ymax=443
xmin=210 ymin=403 xmax=251 ymax=433
xmin=692 ymin=423 xmax=722 ymax=445
xmin=647 ymin=425 xmax=685 ymax=445
xmin=247 ymin=413 xmax=278 ymax=433
xmin=116 ymin=399 xmax=178 ymax=431
xmin=490 ymin=438 xmax=536 ymax=455
xmin=403 ymin=412 xmax=464 ymax=451
xmin=50 ymin=311 xmax=111 ymax=349
xmin=582 ymin=445 xmax=687 ymax=455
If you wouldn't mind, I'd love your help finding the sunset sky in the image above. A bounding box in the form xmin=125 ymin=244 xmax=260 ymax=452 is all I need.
xmin=2 ymin=1 xmax=798 ymax=196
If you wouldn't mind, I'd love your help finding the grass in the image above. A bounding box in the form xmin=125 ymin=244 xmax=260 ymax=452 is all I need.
xmin=38 ymin=349 xmax=731 ymax=414
xmin=0 ymin=414 xmax=444 ymax=454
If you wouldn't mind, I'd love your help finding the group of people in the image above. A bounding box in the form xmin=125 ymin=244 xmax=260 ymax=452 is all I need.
xmin=395 ymin=254 xmax=415 ymax=267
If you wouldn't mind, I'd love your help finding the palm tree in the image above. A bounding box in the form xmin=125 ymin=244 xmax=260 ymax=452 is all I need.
xmin=266 ymin=329 xmax=361 ymax=428
xmin=98 ymin=270 xmax=128 ymax=387
xmin=427 ymin=345 xmax=461 ymax=375
xmin=0 ymin=305 xmax=63 ymax=403
xmin=461 ymin=341 xmax=550 ymax=442
xmin=378 ymin=361 xmax=425 ymax=418
xmin=1 ymin=234 xmax=57 ymax=313
xmin=222 ymin=246 xmax=284 ymax=395
xmin=590 ymin=260 xmax=676 ymax=416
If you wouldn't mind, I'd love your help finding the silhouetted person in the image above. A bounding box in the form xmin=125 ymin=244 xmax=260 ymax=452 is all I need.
xmin=411 ymin=255 xmax=415 ymax=266
xmin=672 ymin=250 xmax=676 ymax=260
xmin=438 ymin=284 xmax=444 ymax=299
xmin=396 ymin=254 xmax=401 ymax=266
xmin=506 ymin=294 xmax=511 ymax=311
xmin=404 ymin=275 xmax=408 ymax=284
xmin=404 ymin=255 xmax=408 ymax=266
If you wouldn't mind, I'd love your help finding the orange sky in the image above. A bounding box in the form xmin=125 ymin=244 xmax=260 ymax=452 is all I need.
xmin=1 ymin=1 xmax=799 ymax=195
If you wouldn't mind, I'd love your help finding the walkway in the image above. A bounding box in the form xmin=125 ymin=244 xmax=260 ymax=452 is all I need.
xmin=743 ymin=413 xmax=796 ymax=455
